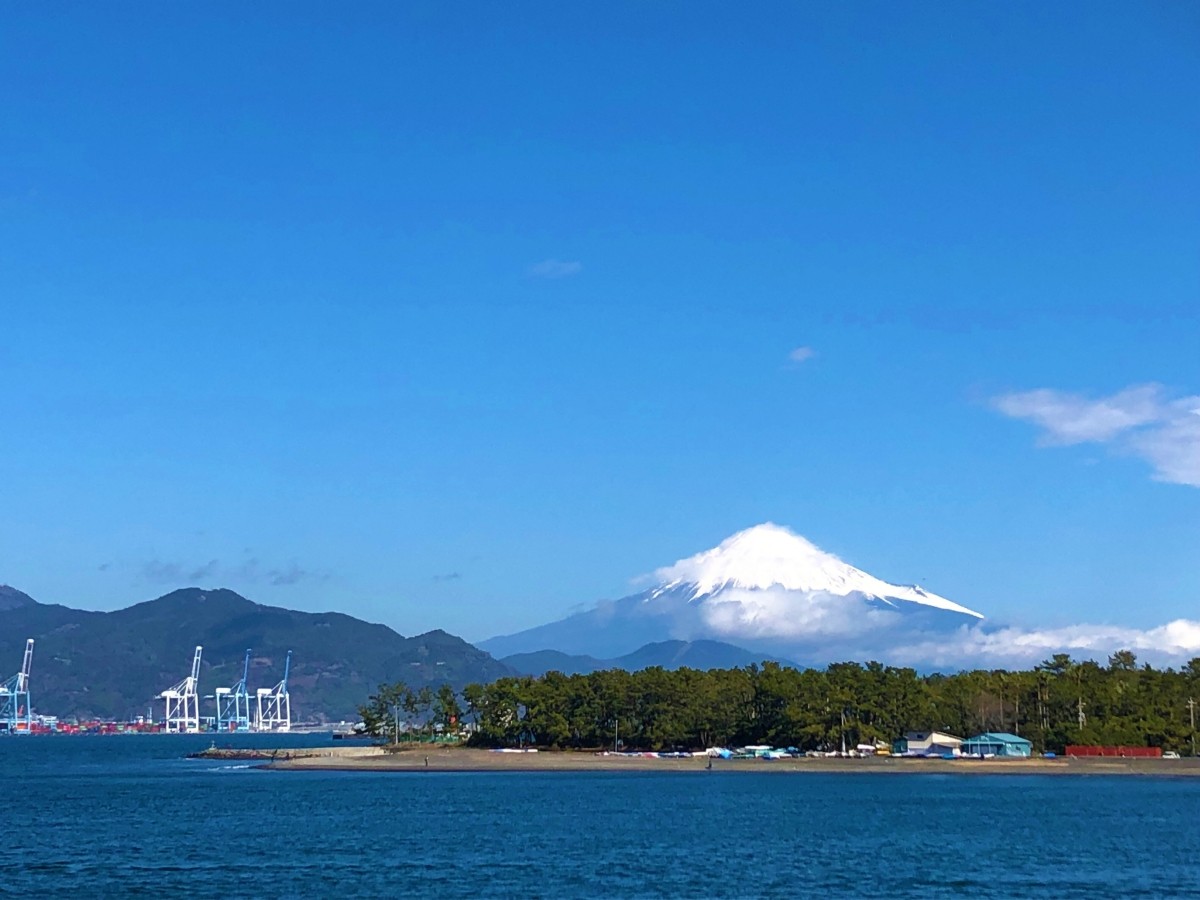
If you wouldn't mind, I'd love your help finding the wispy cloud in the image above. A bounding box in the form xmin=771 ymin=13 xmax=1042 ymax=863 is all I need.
xmin=143 ymin=559 xmax=220 ymax=584
xmin=528 ymin=259 xmax=582 ymax=279
xmin=993 ymin=385 xmax=1163 ymax=444
xmin=267 ymin=563 xmax=328 ymax=586
xmin=993 ymin=383 xmax=1200 ymax=486
xmin=140 ymin=557 xmax=329 ymax=588
xmin=432 ymin=572 xmax=462 ymax=582
xmin=788 ymin=346 xmax=816 ymax=364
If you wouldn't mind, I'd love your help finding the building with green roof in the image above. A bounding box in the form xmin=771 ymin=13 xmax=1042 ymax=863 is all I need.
xmin=962 ymin=732 xmax=1033 ymax=758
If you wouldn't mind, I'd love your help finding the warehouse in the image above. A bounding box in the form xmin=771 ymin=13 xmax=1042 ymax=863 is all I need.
xmin=962 ymin=732 xmax=1033 ymax=758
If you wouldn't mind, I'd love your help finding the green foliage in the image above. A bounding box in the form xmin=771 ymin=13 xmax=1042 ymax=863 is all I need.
xmin=359 ymin=681 xmax=466 ymax=743
xmin=433 ymin=683 xmax=462 ymax=730
xmin=359 ymin=681 xmax=411 ymax=739
xmin=456 ymin=653 xmax=1200 ymax=754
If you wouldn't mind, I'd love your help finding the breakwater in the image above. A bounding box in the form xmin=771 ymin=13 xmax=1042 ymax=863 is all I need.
xmin=186 ymin=745 xmax=325 ymax=761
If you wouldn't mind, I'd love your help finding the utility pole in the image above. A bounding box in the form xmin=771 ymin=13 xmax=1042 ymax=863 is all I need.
xmin=1077 ymin=697 xmax=1086 ymax=730
xmin=1189 ymin=698 xmax=1196 ymax=757
xmin=614 ymin=717 xmax=618 ymax=752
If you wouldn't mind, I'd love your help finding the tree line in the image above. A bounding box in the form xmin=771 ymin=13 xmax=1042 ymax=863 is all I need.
xmin=360 ymin=652 xmax=1200 ymax=754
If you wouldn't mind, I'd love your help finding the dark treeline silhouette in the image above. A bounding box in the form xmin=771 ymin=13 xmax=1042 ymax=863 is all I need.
xmin=449 ymin=652 xmax=1200 ymax=753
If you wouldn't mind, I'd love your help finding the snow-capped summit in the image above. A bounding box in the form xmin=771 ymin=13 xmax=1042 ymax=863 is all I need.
xmin=652 ymin=523 xmax=983 ymax=619
xmin=481 ymin=523 xmax=985 ymax=662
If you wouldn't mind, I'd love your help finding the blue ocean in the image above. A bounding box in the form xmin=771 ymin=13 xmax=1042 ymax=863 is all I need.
xmin=5 ymin=735 xmax=1200 ymax=898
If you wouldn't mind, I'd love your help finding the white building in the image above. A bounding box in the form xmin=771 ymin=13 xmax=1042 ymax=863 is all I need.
xmin=894 ymin=730 xmax=963 ymax=756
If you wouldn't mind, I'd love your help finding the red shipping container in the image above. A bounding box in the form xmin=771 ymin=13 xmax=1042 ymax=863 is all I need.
xmin=1065 ymin=745 xmax=1163 ymax=758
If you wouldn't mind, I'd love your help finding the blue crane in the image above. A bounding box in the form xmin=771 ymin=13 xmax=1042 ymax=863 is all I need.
xmin=215 ymin=649 xmax=253 ymax=733
xmin=255 ymin=650 xmax=292 ymax=732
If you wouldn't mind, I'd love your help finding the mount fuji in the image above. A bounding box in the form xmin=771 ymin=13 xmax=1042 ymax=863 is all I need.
xmin=481 ymin=524 xmax=985 ymax=664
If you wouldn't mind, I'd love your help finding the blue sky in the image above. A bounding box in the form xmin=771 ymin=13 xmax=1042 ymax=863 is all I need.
xmin=1 ymin=2 xmax=1197 ymax=643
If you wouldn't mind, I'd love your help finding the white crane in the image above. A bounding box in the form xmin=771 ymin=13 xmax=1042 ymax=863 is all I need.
xmin=0 ymin=639 xmax=34 ymax=733
xmin=255 ymin=650 xmax=291 ymax=732
xmin=161 ymin=645 xmax=203 ymax=733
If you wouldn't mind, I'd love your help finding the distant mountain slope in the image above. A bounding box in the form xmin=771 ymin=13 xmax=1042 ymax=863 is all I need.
xmin=501 ymin=649 xmax=606 ymax=677
xmin=0 ymin=587 xmax=514 ymax=722
xmin=502 ymin=639 xmax=798 ymax=677
xmin=619 ymin=639 xmax=797 ymax=672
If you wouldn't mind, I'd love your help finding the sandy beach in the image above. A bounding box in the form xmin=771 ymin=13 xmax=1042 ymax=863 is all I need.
xmin=260 ymin=746 xmax=1200 ymax=776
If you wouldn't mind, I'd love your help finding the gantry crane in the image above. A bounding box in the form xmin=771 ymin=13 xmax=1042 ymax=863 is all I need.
xmin=0 ymin=639 xmax=34 ymax=733
xmin=214 ymin=649 xmax=252 ymax=732
xmin=160 ymin=645 xmax=203 ymax=733
xmin=255 ymin=650 xmax=291 ymax=732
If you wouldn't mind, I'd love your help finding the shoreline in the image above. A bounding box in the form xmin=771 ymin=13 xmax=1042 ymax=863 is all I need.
xmin=256 ymin=746 xmax=1200 ymax=776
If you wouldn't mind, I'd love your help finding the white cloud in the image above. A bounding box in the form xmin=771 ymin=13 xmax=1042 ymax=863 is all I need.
xmin=888 ymin=619 xmax=1200 ymax=669
xmin=788 ymin=346 xmax=816 ymax=364
xmin=694 ymin=589 xmax=1200 ymax=666
xmin=993 ymin=384 xmax=1162 ymax=444
xmin=1129 ymin=404 xmax=1200 ymax=486
xmin=700 ymin=588 xmax=900 ymax=640
xmin=528 ymin=259 xmax=582 ymax=279
xmin=993 ymin=383 xmax=1200 ymax=486
xmin=689 ymin=586 xmax=1200 ymax=668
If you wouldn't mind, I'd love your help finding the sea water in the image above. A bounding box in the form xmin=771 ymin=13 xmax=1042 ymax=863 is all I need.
xmin=3 ymin=735 xmax=1199 ymax=898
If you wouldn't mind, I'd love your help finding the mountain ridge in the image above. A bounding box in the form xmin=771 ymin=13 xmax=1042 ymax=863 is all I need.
xmin=0 ymin=586 xmax=514 ymax=722
xmin=502 ymin=639 xmax=800 ymax=677
xmin=0 ymin=584 xmax=38 ymax=611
